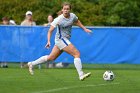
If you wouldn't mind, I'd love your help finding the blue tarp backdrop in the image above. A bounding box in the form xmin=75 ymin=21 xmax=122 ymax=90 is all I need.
xmin=0 ymin=26 xmax=140 ymax=64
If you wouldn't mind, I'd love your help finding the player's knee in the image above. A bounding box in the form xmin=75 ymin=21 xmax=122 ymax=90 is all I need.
xmin=47 ymin=55 xmax=55 ymax=61
xmin=73 ymin=51 xmax=80 ymax=58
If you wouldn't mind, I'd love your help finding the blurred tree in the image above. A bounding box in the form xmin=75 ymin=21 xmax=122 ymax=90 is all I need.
xmin=100 ymin=0 xmax=140 ymax=26
xmin=0 ymin=0 xmax=139 ymax=26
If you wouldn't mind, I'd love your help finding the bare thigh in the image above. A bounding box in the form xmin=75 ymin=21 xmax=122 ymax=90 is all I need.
xmin=47 ymin=45 xmax=63 ymax=61
xmin=62 ymin=44 xmax=80 ymax=58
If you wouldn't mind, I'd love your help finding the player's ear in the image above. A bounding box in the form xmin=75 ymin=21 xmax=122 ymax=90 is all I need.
xmin=61 ymin=9 xmax=63 ymax=11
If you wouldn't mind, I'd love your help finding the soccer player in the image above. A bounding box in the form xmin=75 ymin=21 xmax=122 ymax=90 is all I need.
xmin=28 ymin=2 xmax=92 ymax=81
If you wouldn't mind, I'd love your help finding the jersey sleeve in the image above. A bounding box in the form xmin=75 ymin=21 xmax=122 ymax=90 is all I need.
xmin=73 ymin=13 xmax=78 ymax=22
xmin=51 ymin=18 xmax=59 ymax=27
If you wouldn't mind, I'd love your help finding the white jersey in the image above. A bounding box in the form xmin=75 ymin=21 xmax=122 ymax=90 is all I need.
xmin=51 ymin=13 xmax=78 ymax=40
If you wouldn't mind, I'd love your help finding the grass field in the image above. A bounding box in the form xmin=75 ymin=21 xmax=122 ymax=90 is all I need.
xmin=0 ymin=63 xmax=140 ymax=93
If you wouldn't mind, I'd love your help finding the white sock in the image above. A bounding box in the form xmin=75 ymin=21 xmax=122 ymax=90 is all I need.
xmin=4 ymin=62 xmax=7 ymax=66
xmin=74 ymin=58 xmax=84 ymax=77
xmin=31 ymin=55 xmax=48 ymax=66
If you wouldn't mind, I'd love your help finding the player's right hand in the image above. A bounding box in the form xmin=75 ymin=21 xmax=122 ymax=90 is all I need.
xmin=45 ymin=42 xmax=51 ymax=49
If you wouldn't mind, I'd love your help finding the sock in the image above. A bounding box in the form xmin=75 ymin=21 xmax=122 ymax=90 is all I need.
xmin=4 ymin=62 xmax=7 ymax=66
xmin=31 ymin=55 xmax=48 ymax=66
xmin=74 ymin=58 xmax=84 ymax=77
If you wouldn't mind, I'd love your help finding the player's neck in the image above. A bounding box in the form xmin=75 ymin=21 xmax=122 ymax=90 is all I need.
xmin=63 ymin=13 xmax=70 ymax=18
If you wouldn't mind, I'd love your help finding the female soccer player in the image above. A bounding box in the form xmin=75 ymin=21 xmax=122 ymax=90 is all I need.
xmin=28 ymin=2 xmax=92 ymax=81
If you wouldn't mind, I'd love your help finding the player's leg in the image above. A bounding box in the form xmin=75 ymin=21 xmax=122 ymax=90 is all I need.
xmin=29 ymin=45 xmax=62 ymax=65
xmin=62 ymin=44 xmax=91 ymax=80
xmin=47 ymin=46 xmax=63 ymax=61
xmin=28 ymin=45 xmax=62 ymax=75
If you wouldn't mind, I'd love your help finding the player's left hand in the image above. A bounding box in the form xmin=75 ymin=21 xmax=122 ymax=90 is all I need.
xmin=45 ymin=42 xmax=51 ymax=49
xmin=85 ymin=28 xmax=92 ymax=34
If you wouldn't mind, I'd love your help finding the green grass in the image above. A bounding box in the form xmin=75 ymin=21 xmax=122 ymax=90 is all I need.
xmin=0 ymin=64 xmax=140 ymax=93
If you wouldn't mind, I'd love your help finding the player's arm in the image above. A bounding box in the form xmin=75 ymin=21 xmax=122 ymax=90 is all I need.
xmin=45 ymin=26 xmax=55 ymax=49
xmin=45 ymin=16 xmax=60 ymax=48
xmin=75 ymin=20 xmax=92 ymax=33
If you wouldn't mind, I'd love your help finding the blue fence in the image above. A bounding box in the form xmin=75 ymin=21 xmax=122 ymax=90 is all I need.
xmin=0 ymin=26 xmax=140 ymax=64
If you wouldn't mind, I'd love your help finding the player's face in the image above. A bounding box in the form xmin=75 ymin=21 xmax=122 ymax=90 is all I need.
xmin=62 ymin=5 xmax=71 ymax=17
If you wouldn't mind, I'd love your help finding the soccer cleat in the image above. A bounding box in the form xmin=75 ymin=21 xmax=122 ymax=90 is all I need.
xmin=27 ymin=62 xmax=34 ymax=75
xmin=79 ymin=72 xmax=91 ymax=81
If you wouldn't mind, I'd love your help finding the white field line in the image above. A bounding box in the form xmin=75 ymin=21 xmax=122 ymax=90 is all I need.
xmin=32 ymin=82 xmax=120 ymax=93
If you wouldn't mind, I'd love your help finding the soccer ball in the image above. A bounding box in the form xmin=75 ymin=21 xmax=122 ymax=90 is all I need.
xmin=103 ymin=70 xmax=115 ymax=81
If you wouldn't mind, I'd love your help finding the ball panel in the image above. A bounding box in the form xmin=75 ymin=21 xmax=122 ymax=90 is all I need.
xmin=103 ymin=70 xmax=115 ymax=81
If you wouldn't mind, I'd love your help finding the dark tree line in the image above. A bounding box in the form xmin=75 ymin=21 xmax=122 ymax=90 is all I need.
xmin=0 ymin=0 xmax=140 ymax=26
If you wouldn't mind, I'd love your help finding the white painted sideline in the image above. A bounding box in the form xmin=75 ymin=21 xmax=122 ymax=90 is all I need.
xmin=32 ymin=82 xmax=120 ymax=93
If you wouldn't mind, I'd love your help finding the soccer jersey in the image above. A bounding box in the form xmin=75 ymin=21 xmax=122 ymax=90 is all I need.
xmin=51 ymin=13 xmax=78 ymax=40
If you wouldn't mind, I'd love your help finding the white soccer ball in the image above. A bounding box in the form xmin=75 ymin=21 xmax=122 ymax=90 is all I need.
xmin=103 ymin=70 xmax=115 ymax=81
